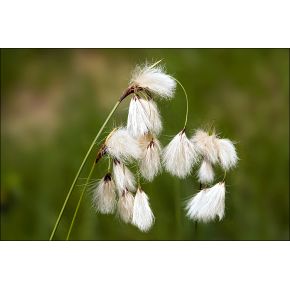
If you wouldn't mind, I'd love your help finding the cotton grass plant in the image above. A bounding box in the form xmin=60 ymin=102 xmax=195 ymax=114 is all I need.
xmin=49 ymin=60 xmax=174 ymax=239
xmin=49 ymin=60 xmax=238 ymax=240
xmin=185 ymin=129 xmax=238 ymax=223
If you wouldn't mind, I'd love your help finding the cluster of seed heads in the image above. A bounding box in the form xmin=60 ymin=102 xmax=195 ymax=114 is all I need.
xmin=92 ymin=61 xmax=238 ymax=232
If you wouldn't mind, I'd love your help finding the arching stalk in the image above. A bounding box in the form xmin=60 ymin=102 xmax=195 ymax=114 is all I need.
xmin=172 ymin=77 xmax=189 ymax=129
xmin=170 ymin=77 xmax=190 ymax=239
xmin=66 ymin=162 xmax=96 ymax=240
xmin=49 ymin=101 xmax=120 ymax=240
xmin=66 ymin=156 xmax=114 ymax=240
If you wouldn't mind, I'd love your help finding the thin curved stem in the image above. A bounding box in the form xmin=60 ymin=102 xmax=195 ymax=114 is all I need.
xmin=107 ymin=157 xmax=111 ymax=172
xmin=173 ymin=77 xmax=189 ymax=129
xmin=136 ymin=170 xmax=141 ymax=188
xmin=66 ymin=162 xmax=96 ymax=240
xmin=49 ymin=100 xmax=121 ymax=240
xmin=222 ymin=170 xmax=227 ymax=182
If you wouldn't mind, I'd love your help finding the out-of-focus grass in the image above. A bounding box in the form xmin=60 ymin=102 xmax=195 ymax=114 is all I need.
xmin=1 ymin=48 xmax=289 ymax=240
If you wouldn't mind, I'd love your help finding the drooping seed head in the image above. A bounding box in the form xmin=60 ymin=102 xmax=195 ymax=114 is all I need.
xmin=116 ymin=189 xmax=135 ymax=223
xmin=198 ymin=158 xmax=215 ymax=184
xmin=162 ymin=130 xmax=198 ymax=178
xmin=132 ymin=188 xmax=155 ymax=232
xmin=112 ymin=158 xmax=136 ymax=195
xmin=130 ymin=63 xmax=176 ymax=99
xmin=216 ymin=138 xmax=238 ymax=171
xmin=139 ymin=134 xmax=162 ymax=181
xmin=127 ymin=96 xmax=162 ymax=138
xmin=191 ymin=129 xmax=219 ymax=164
xmin=186 ymin=182 xmax=226 ymax=222
xmin=92 ymin=173 xmax=117 ymax=214
xmin=105 ymin=127 xmax=141 ymax=162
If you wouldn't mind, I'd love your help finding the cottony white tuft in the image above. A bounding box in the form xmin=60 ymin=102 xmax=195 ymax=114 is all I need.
xmin=132 ymin=188 xmax=155 ymax=232
xmin=198 ymin=158 xmax=215 ymax=184
xmin=130 ymin=64 xmax=176 ymax=99
xmin=105 ymin=127 xmax=141 ymax=162
xmin=117 ymin=190 xmax=134 ymax=223
xmin=146 ymin=99 xmax=162 ymax=135
xmin=127 ymin=96 xmax=162 ymax=137
xmin=186 ymin=182 xmax=226 ymax=222
xmin=216 ymin=138 xmax=238 ymax=170
xmin=185 ymin=188 xmax=206 ymax=220
xmin=191 ymin=129 xmax=219 ymax=164
xmin=112 ymin=159 xmax=136 ymax=194
xmin=92 ymin=173 xmax=116 ymax=214
xmin=139 ymin=134 xmax=162 ymax=181
xmin=127 ymin=96 xmax=150 ymax=138
xmin=162 ymin=130 xmax=197 ymax=178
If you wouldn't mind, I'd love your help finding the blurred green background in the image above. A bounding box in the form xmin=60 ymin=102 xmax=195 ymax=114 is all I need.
xmin=1 ymin=49 xmax=289 ymax=240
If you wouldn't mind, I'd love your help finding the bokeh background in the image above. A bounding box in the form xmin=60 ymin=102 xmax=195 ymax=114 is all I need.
xmin=1 ymin=48 xmax=289 ymax=240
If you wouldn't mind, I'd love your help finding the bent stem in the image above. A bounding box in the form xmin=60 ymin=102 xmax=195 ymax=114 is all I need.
xmin=173 ymin=77 xmax=189 ymax=130
xmin=49 ymin=100 xmax=121 ymax=240
xmin=222 ymin=170 xmax=227 ymax=182
xmin=66 ymin=162 xmax=96 ymax=240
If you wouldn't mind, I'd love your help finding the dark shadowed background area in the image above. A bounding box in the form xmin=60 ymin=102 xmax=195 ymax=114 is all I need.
xmin=1 ymin=48 xmax=289 ymax=240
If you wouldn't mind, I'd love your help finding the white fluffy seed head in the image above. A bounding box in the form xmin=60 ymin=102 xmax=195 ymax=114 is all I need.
xmin=132 ymin=188 xmax=155 ymax=232
xmin=130 ymin=64 xmax=176 ymax=99
xmin=216 ymin=138 xmax=238 ymax=170
xmin=145 ymin=99 xmax=162 ymax=135
xmin=198 ymin=158 xmax=215 ymax=184
xmin=112 ymin=159 xmax=136 ymax=194
xmin=127 ymin=96 xmax=162 ymax=138
xmin=191 ymin=129 xmax=219 ymax=164
xmin=116 ymin=190 xmax=134 ymax=223
xmin=92 ymin=173 xmax=116 ymax=214
xmin=162 ymin=130 xmax=198 ymax=178
xmin=105 ymin=127 xmax=141 ymax=162
xmin=186 ymin=182 xmax=226 ymax=222
xmin=139 ymin=134 xmax=162 ymax=181
xmin=185 ymin=188 xmax=206 ymax=220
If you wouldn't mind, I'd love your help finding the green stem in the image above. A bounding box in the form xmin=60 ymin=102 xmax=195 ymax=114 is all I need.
xmin=174 ymin=178 xmax=181 ymax=240
xmin=137 ymin=171 xmax=141 ymax=188
xmin=173 ymin=78 xmax=189 ymax=129
xmin=222 ymin=170 xmax=227 ymax=182
xmin=49 ymin=100 xmax=120 ymax=240
xmin=66 ymin=162 xmax=96 ymax=240
xmin=108 ymin=157 xmax=111 ymax=172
